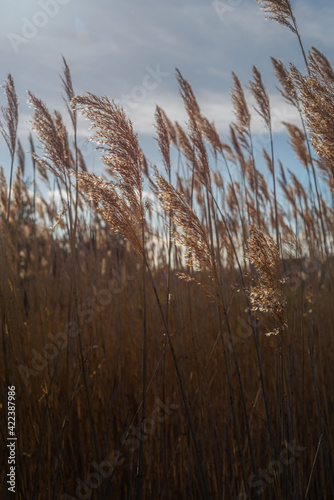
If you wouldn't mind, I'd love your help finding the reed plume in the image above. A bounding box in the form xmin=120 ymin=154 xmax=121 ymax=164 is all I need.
xmin=155 ymin=105 xmax=171 ymax=177
xmin=230 ymin=72 xmax=251 ymax=134
xmin=60 ymin=55 xmax=77 ymax=130
xmin=77 ymin=172 xmax=144 ymax=256
xmin=283 ymin=122 xmax=310 ymax=170
xmin=0 ymin=74 xmax=19 ymax=224
xmin=256 ymin=0 xmax=297 ymax=34
xmin=249 ymin=66 xmax=271 ymax=129
xmin=245 ymin=224 xmax=287 ymax=336
xmin=16 ymin=140 xmax=25 ymax=178
xmin=28 ymin=92 xmax=72 ymax=185
xmin=156 ymin=174 xmax=214 ymax=273
xmin=271 ymin=57 xmax=298 ymax=107
xmin=290 ymin=60 xmax=334 ymax=183
xmin=199 ymin=115 xmax=226 ymax=159
xmin=0 ymin=74 xmax=18 ymax=159
xmin=72 ymin=94 xmax=144 ymax=200
xmin=176 ymin=70 xmax=212 ymax=192
xmin=309 ymin=46 xmax=334 ymax=83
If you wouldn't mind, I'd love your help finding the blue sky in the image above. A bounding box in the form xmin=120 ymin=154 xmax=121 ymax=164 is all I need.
xmin=1 ymin=0 xmax=334 ymax=199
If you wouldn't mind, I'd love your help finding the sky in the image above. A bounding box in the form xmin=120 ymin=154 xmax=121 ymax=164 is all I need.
xmin=0 ymin=0 xmax=334 ymax=201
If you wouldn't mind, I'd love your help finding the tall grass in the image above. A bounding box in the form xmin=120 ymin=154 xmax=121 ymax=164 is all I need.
xmin=1 ymin=1 xmax=334 ymax=498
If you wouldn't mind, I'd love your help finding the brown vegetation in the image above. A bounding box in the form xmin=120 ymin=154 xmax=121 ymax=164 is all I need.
xmin=1 ymin=1 xmax=334 ymax=498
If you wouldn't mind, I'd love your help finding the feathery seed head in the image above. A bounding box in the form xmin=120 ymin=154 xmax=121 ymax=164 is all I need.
xmin=245 ymin=224 xmax=287 ymax=335
xmin=0 ymin=74 xmax=19 ymax=158
xmin=256 ymin=0 xmax=296 ymax=34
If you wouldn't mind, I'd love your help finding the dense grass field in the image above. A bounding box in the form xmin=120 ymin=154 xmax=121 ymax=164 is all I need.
xmin=1 ymin=1 xmax=334 ymax=498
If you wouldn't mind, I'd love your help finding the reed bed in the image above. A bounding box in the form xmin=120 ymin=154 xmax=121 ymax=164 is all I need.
xmin=0 ymin=1 xmax=334 ymax=498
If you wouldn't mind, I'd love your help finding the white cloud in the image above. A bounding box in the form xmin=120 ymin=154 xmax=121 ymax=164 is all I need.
xmin=46 ymin=188 xmax=68 ymax=207
xmin=113 ymin=89 xmax=300 ymax=137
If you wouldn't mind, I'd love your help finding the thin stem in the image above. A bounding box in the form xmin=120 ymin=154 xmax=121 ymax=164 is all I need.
xmin=135 ymin=214 xmax=148 ymax=500
xmin=6 ymin=153 xmax=15 ymax=227
xmin=145 ymin=260 xmax=210 ymax=500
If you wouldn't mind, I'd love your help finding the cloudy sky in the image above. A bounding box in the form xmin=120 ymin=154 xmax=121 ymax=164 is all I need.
xmin=1 ymin=0 xmax=334 ymax=194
